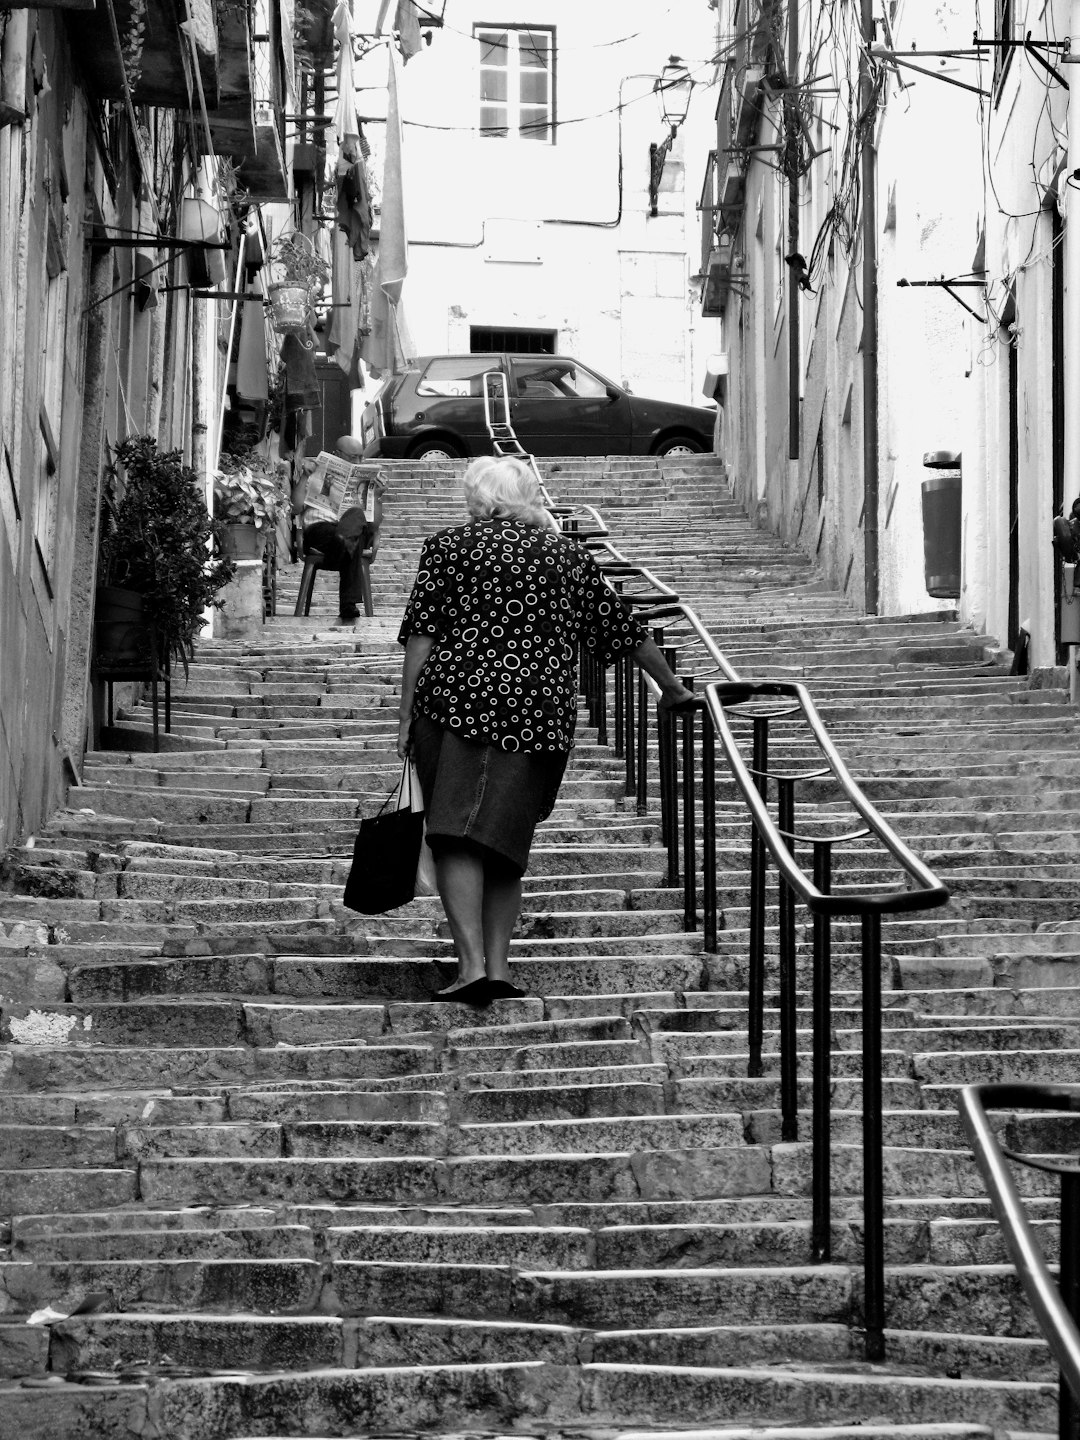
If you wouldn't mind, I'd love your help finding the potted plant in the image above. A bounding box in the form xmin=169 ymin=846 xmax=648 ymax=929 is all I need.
xmin=266 ymin=232 xmax=330 ymax=336
xmin=96 ymin=436 xmax=236 ymax=677
xmin=213 ymin=448 xmax=285 ymax=559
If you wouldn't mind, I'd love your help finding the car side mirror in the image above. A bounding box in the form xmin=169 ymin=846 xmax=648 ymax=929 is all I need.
xmin=605 ymin=384 xmax=623 ymax=402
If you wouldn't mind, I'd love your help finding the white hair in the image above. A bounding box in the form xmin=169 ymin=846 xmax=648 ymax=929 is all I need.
xmin=462 ymin=457 xmax=560 ymax=532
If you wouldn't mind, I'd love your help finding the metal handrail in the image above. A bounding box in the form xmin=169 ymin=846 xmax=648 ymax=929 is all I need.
xmin=487 ymin=437 xmax=948 ymax=1366
xmin=959 ymin=1083 xmax=1080 ymax=1440
xmin=577 ymin=544 xmax=949 ymax=1363
xmin=704 ymin=680 xmax=949 ymax=918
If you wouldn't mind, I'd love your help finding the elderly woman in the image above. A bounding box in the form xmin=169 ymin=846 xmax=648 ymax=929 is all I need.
xmin=397 ymin=456 xmax=695 ymax=1004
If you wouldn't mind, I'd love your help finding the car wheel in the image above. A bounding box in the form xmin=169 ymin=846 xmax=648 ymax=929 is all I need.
xmin=409 ymin=437 xmax=464 ymax=460
xmin=655 ymin=435 xmax=706 ymax=457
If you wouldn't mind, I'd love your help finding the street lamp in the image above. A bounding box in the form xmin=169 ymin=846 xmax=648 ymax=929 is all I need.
xmin=648 ymin=57 xmax=694 ymax=218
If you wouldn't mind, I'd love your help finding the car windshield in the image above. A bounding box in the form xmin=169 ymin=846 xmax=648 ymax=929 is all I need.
xmin=416 ymin=356 xmax=502 ymax=398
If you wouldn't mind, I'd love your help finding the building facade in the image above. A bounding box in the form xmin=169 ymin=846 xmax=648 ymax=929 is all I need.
xmin=356 ymin=0 xmax=723 ymax=405
xmin=0 ymin=0 xmax=355 ymax=852
xmin=705 ymin=0 xmax=1076 ymax=680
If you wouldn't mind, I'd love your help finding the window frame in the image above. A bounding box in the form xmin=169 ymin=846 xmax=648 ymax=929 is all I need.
xmin=474 ymin=23 xmax=557 ymax=144
xmin=415 ymin=354 xmax=503 ymax=398
xmin=510 ymin=356 xmax=610 ymax=401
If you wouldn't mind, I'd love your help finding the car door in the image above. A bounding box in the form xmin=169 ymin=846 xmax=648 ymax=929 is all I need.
xmin=412 ymin=354 xmax=505 ymax=450
xmin=508 ymin=357 xmax=632 ymax=455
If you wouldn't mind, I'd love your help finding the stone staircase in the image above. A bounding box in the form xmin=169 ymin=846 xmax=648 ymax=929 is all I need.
xmin=0 ymin=454 xmax=1078 ymax=1439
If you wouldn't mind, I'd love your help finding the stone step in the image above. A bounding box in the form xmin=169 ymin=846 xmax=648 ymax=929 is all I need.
xmin=4 ymin=457 xmax=1077 ymax=1437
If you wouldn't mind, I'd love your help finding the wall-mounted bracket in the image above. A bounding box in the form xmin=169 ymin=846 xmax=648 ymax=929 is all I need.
xmin=897 ymin=275 xmax=987 ymax=324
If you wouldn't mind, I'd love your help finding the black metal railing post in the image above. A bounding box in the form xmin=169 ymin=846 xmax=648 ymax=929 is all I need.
xmin=777 ymin=777 xmax=798 ymax=1143
xmin=623 ymin=650 xmax=636 ymax=797
xmin=661 ymin=646 xmax=680 ymax=886
xmin=681 ymin=676 xmax=697 ymax=932
xmin=747 ymin=715 xmax=769 ymax=1078
xmin=613 ymin=637 xmax=625 ymax=758
xmin=636 ymin=668 xmax=649 ymax=816
xmin=612 ymin=583 xmax=626 ymax=757
xmin=1062 ymin=1171 xmax=1080 ymax=1440
xmin=702 ymin=715 xmax=718 ymax=952
xmin=596 ymin=655 xmax=608 ymax=747
xmin=811 ymin=840 xmax=833 ymax=1264
xmin=861 ymin=908 xmax=885 ymax=1362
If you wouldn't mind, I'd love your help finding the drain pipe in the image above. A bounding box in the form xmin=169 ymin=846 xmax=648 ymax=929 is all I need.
xmin=1067 ymin=0 xmax=1080 ymax=701
xmin=860 ymin=0 xmax=880 ymax=616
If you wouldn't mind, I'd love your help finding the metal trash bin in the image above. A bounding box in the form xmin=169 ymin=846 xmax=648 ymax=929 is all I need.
xmin=921 ymin=450 xmax=962 ymax=599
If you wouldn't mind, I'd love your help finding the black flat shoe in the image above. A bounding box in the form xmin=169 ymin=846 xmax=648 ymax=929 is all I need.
xmin=485 ymin=978 xmax=527 ymax=1000
xmin=431 ymin=978 xmax=491 ymax=1006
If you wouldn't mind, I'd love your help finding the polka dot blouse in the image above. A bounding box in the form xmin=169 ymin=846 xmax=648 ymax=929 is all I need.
xmin=398 ymin=517 xmax=647 ymax=754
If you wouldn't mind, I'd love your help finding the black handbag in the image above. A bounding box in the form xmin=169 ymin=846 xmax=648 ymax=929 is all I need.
xmin=343 ymin=761 xmax=425 ymax=914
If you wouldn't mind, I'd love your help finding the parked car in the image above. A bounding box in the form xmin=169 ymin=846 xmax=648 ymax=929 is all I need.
xmin=359 ymin=353 xmax=715 ymax=460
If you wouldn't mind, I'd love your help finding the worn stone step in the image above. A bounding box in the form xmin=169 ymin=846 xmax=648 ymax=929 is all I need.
xmin=18 ymin=1224 xmax=315 ymax=1263
xmin=0 ymin=1042 xmax=436 ymax=1091
xmin=0 ymin=1256 xmax=323 ymax=1315
xmin=44 ymin=1312 xmax=349 ymax=1377
xmin=66 ymin=954 xmax=709 ymax=1002
xmin=136 ymin=1145 xmax=771 ymax=1207
xmin=0 ymin=1360 xmax=564 ymax=1440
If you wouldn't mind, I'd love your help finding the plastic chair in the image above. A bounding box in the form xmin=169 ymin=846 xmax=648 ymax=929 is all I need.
xmin=294 ymin=546 xmax=374 ymax=617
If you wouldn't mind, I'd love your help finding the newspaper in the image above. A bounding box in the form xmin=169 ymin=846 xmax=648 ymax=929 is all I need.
xmin=303 ymin=452 xmax=384 ymax=525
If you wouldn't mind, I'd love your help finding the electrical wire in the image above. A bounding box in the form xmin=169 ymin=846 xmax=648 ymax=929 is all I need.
xmin=411 ymin=4 xmax=683 ymax=57
xmin=398 ymin=40 xmax=736 ymax=136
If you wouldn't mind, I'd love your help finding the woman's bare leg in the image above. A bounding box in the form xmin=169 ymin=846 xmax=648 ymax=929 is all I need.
xmin=434 ymin=848 xmax=487 ymax=990
xmin=482 ymin=873 xmax=523 ymax=983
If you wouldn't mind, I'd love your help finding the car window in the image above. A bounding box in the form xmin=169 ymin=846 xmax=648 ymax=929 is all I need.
xmin=512 ymin=359 xmax=609 ymax=400
xmin=416 ymin=356 xmax=502 ymax=398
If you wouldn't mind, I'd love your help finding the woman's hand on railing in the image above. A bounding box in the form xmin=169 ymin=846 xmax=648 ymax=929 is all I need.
xmin=631 ymin=637 xmax=696 ymax=710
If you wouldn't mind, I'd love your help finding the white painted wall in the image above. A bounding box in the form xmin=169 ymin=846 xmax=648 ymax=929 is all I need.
xmin=353 ymin=0 xmax=722 ymax=406
xmin=875 ymin=0 xmax=983 ymax=621
xmin=964 ymin=0 xmax=1071 ymax=668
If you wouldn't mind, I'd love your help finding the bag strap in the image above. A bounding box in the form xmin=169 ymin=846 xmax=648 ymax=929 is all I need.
xmin=374 ymin=756 xmax=410 ymax=817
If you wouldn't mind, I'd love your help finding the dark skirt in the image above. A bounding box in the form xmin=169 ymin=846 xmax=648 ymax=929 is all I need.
xmin=410 ymin=713 xmax=568 ymax=877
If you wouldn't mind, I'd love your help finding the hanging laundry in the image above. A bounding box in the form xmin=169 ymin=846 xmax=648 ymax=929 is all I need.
xmin=235 ymin=281 xmax=270 ymax=401
xmin=327 ymin=222 xmax=362 ymax=385
xmin=375 ymin=0 xmax=422 ymax=63
xmin=395 ymin=0 xmax=422 ymax=62
xmin=337 ymin=146 xmax=373 ymax=261
xmin=280 ymin=331 xmax=320 ymax=411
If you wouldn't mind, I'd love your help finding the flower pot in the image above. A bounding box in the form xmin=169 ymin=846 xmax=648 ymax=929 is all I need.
xmin=222 ymin=523 xmax=266 ymax=560
xmin=268 ymin=282 xmax=314 ymax=335
xmin=95 ymin=585 xmax=157 ymax=667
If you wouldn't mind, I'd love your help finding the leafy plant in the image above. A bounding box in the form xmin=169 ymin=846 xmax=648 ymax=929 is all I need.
xmin=269 ymin=231 xmax=330 ymax=291
xmin=213 ymin=451 xmax=284 ymax=532
xmin=99 ymin=436 xmax=236 ymax=674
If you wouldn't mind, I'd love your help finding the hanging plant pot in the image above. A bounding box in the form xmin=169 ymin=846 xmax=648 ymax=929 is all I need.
xmin=268 ymin=282 xmax=314 ymax=335
xmin=221 ymin=522 xmax=266 ymax=561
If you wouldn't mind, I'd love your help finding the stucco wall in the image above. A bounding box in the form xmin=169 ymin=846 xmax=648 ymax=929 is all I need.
xmin=0 ymin=14 xmax=96 ymax=849
xmin=356 ymin=0 xmax=723 ymax=406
